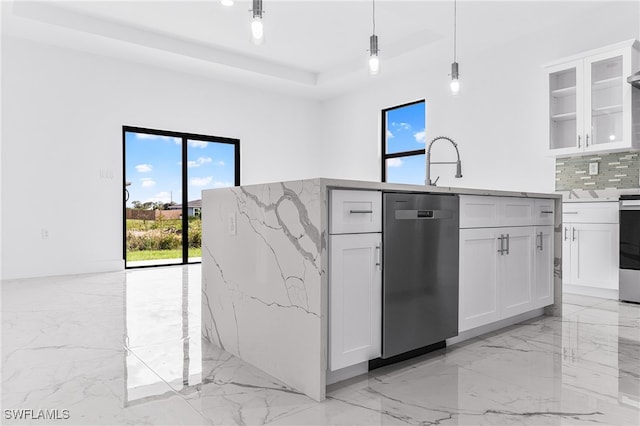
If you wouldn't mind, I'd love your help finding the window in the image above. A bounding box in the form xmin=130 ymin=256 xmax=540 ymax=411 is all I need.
xmin=381 ymin=100 xmax=426 ymax=185
xmin=123 ymin=126 xmax=240 ymax=268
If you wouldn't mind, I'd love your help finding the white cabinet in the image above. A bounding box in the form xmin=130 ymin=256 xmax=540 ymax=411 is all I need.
xmin=546 ymin=40 xmax=639 ymax=156
xmin=459 ymin=196 xmax=556 ymax=333
xmin=562 ymin=202 xmax=619 ymax=291
xmin=534 ymin=226 xmax=554 ymax=309
xmin=459 ymin=227 xmax=536 ymax=332
xmin=328 ymin=190 xmax=382 ymax=372
xmin=328 ymin=233 xmax=381 ymax=371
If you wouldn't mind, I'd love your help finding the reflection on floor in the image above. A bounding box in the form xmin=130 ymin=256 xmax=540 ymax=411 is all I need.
xmin=2 ymin=265 xmax=639 ymax=425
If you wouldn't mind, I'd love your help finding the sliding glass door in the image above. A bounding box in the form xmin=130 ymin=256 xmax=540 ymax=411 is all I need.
xmin=123 ymin=127 xmax=239 ymax=268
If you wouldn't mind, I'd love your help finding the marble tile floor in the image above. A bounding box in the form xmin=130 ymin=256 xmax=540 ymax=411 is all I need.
xmin=1 ymin=265 xmax=639 ymax=425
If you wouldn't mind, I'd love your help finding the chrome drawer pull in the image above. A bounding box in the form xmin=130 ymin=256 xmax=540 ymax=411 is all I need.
xmin=349 ymin=210 xmax=373 ymax=214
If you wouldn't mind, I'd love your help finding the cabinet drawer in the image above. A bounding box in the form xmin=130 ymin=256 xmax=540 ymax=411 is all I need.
xmin=501 ymin=198 xmax=535 ymax=227
xmin=534 ymin=199 xmax=555 ymax=226
xmin=562 ymin=202 xmax=618 ymax=224
xmin=330 ymin=190 xmax=382 ymax=234
xmin=459 ymin=196 xmax=501 ymax=228
xmin=460 ymin=196 xmax=536 ymax=228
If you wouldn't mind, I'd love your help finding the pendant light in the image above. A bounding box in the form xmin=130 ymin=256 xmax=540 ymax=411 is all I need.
xmin=368 ymin=0 xmax=380 ymax=76
xmin=450 ymin=0 xmax=460 ymax=94
xmin=250 ymin=0 xmax=264 ymax=46
xmin=220 ymin=0 xmax=234 ymax=6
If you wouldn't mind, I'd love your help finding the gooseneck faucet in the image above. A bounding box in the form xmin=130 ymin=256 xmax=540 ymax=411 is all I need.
xmin=426 ymin=136 xmax=463 ymax=186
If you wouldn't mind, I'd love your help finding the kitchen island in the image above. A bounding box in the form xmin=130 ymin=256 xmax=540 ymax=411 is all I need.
xmin=201 ymin=178 xmax=562 ymax=401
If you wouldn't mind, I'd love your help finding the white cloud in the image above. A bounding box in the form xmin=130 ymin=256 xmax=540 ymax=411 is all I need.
xmin=414 ymin=130 xmax=426 ymax=143
xmin=140 ymin=177 xmax=156 ymax=188
xmin=386 ymin=129 xmax=394 ymax=139
xmin=387 ymin=158 xmax=403 ymax=168
xmin=185 ymin=157 xmax=213 ymax=168
xmin=190 ymin=176 xmax=213 ymax=187
xmin=188 ymin=140 xmax=208 ymax=149
xmin=135 ymin=164 xmax=152 ymax=173
xmin=392 ymin=122 xmax=411 ymax=131
xmin=215 ymin=160 xmax=225 ymax=166
xmin=136 ymin=134 xmax=181 ymax=144
xmin=147 ymin=191 xmax=172 ymax=203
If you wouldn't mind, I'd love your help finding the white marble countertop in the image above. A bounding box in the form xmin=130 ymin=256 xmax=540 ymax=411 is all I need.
xmin=272 ymin=178 xmax=562 ymax=199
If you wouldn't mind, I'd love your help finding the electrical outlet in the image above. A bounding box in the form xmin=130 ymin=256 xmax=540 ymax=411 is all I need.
xmin=99 ymin=168 xmax=114 ymax=180
xmin=228 ymin=213 xmax=237 ymax=236
xmin=589 ymin=162 xmax=599 ymax=176
xmin=41 ymin=228 xmax=49 ymax=240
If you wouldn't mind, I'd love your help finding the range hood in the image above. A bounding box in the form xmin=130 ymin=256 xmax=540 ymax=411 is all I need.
xmin=628 ymin=70 xmax=640 ymax=88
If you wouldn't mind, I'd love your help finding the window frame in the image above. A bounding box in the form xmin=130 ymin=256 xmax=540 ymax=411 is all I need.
xmin=380 ymin=99 xmax=426 ymax=183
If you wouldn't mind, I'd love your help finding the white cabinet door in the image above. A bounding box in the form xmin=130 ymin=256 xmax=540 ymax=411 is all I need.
xmin=329 ymin=233 xmax=381 ymax=371
xmin=459 ymin=228 xmax=501 ymax=332
xmin=534 ymin=226 xmax=554 ymax=309
xmin=501 ymin=199 xmax=535 ymax=227
xmin=570 ymin=223 xmax=619 ymax=289
xmin=547 ymin=59 xmax=584 ymax=156
xmin=330 ymin=190 xmax=382 ymax=234
xmin=501 ymin=227 xmax=535 ymax=318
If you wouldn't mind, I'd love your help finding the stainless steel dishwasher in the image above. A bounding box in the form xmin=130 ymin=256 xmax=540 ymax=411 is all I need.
xmin=382 ymin=192 xmax=459 ymax=359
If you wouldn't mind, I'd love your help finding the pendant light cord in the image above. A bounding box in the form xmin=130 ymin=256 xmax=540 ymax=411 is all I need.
xmin=372 ymin=0 xmax=376 ymax=35
xmin=453 ymin=0 xmax=457 ymax=62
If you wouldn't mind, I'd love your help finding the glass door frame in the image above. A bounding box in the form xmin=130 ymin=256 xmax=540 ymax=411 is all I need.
xmin=122 ymin=125 xmax=240 ymax=269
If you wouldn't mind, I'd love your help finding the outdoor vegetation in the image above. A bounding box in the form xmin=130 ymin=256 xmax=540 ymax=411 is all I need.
xmin=126 ymin=214 xmax=201 ymax=262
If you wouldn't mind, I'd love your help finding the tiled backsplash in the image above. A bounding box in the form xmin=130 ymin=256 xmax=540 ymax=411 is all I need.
xmin=555 ymin=151 xmax=640 ymax=191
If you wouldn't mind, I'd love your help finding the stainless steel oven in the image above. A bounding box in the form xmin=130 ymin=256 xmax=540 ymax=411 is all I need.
xmin=620 ymin=195 xmax=640 ymax=303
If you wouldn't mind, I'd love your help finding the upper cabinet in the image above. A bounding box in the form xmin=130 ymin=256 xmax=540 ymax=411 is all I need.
xmin=546 ymin=40 xmax=640 ymax=156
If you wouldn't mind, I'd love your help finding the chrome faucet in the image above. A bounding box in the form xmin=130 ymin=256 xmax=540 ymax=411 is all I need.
xmin=426 ymin=136 xmax=462 ymax=186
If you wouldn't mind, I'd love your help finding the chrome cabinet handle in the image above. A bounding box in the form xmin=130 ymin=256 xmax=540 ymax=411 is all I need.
xmin=541 ymin=210 xmax=553 ymax=214
xmin=537 ymin=232 xmax=543 ymax=251
xmin=375 ymin=244 xmax=381 ymax=270
xmin=564 ymin=227 xmax=568 ymax=241
xmin=505 ymin=233 xmax=510 ymax=255
xmin=350 ymin=210 xmax=373 ymax=214
xmin=564 ymin=212 xmax=578 ymax=214
xmin=572 ymin=227 xmax=577 ymax=241
xmin=578 ymin=135 xmax=581 ymax=148
xmin=497 ymin=235 xmax=505 ymax=255
xmin=586 ymin=133 xmax=590 ymax=147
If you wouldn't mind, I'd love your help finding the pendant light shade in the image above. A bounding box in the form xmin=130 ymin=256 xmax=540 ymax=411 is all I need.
xmin=368 ymin=0 xmax=379 ymax=76
xmin=369 ymin=34 xmax=380 ymax=75
xmin=251 ymin=0 xmax=264 ymax=45
xmin=450 ymin=62 xmax=460 ymax=94
xmin=221 ymin=0 xmax=234 ymax=6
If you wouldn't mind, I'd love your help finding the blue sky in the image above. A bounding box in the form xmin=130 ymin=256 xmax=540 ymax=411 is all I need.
xmin=125 ymin=132 xmax=235 ymax=207
xmin=385 ymin=101 xmax=426 ymax=185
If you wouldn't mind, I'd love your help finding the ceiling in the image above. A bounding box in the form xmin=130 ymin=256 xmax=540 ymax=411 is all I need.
xmin=1 ymin=1 xmax=620 ymax=99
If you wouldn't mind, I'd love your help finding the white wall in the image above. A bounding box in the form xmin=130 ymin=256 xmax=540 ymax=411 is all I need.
xmin=317 ymin=1 xmax=640 ymax=193
xmin=1 ymin=36 xmax=321 ymax=279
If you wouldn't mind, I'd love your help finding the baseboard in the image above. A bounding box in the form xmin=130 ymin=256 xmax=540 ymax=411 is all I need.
xmin=447 ymin=308 xmax=545 ymax=346
xmin=1 ymin=259 xmax=125 ymax=280
xmin=564 ymin=284 xmax=618 ymax=300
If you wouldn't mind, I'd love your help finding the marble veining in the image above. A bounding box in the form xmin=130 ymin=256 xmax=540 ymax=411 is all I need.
xmin=1 ymin=267 xmax=638 ymax=425
xmin=201 ymin=179 xmax=325 ymax=401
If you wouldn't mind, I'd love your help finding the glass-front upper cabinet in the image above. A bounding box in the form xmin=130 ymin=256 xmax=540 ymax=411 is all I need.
xmin=545 ymin=40 xmax=639 ymax=156
xmin=586 ymin=52 xmax=627 ymax=150
xmin=548 ymin=61 xmax=583 ymax=155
